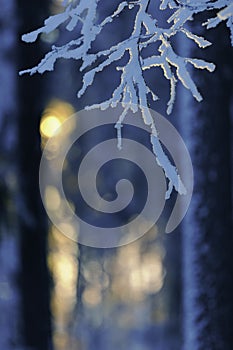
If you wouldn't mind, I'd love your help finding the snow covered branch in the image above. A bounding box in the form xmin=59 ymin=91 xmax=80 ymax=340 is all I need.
xmin=20 ymin=0 xmax=233 ymax=111
xmin=19 ymin=0 xmax=233 ymax=198
xmin=19 ymin=0 xmax=100 ymax=74
xmin=204 ymin=1 xmax=233 ymax=45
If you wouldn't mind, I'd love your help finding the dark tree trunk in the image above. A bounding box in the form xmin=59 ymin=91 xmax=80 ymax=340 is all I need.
xmin=17 ymin=1 xmax=52 ymax=349
xmin=181 ymin=19 xmax=233 ymax=350
xmin=0 ymin=1 xmax=21 ymax=349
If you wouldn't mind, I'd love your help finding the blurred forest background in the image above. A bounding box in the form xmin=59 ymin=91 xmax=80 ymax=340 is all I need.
xmin=0 ymin=1 xmax=233 ymax=349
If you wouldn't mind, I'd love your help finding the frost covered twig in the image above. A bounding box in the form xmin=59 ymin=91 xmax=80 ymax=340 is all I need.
xmin=81 ymin=0 xmax=187 ymax=197
xmin=19 ymin=0 xmax=100 ymax=75
xmin=20 ymin=0 xmax=233 ymax=111
xmin=19 ymin=0 xmax=233 ymax=198
xmin=204 ymin=2 xmax=233 ymax=45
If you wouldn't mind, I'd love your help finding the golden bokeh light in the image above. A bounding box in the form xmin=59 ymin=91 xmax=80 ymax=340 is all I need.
xmin=40 ymin=99 xmax=75 ymax=146
xmin=48 ymin=225 xmax=79 ymax=350
xmin=82 ymin=287 xmax=102 ymax=307
xmin=110 ymin=230 xmax=165 ymax=303
xmin=40 ymin=116 xmax=62 ymax=138
xmin=45 ymin=186 xmax=61 ymax=211
xmin=59 ymin=222 xmax=78 ymax=241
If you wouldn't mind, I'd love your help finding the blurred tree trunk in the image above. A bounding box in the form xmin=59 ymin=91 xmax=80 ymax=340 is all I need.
xmin=17 ymin=1 xmax=52 ymax=349
xmin=181 ymin=18 xmax=233 ymax=350
xmin=0 ymin=1 xmax=20 ymax=349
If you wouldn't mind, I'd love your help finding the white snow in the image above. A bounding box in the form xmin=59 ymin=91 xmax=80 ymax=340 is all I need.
xmin=19 ymin=0 xmax=233 ymax=198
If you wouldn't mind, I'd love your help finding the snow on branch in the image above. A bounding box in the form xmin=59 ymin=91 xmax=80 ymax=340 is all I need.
xmin=204 ymin=1 xmax=233 ymax=45
xmin=19 ymin=0 xmax=232 ymax=110
xmin=19 ymin=0 xmax=233 ymax=198
xmin=80 ymin=0 xmax=188 ymax=197
xmin=19 ymin=0 xmax=101 ymax=75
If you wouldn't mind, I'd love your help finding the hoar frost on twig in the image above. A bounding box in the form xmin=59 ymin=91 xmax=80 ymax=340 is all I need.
xmin=19 ymin=0 xmax=233 ymax=199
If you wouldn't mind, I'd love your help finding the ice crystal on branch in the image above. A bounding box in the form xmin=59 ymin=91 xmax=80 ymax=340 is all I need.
xmin=19 ymin=0 xmax=233 ymax=198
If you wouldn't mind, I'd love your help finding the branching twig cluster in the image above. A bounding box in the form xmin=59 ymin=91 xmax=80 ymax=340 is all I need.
xmin=20 ymin=0 xmax=233 ymax=198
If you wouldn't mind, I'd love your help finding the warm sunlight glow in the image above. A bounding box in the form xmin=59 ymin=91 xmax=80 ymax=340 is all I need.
xmin=40 ymin=116 xmax=61 ymax=138
xmin=82 ymin=287 xmax=102 ymax=307
xmin=45 ymin=186 xmax=61 ymax=211
xmin=48 ymin=226 xmax=78 ymax=350
xmin=111 ymin=234 xmax=165 ymax=302
xmin=40 ymin=99 xmax=75 ymax=146
xmin=59 ymin=222 xmax=78 ymax=241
